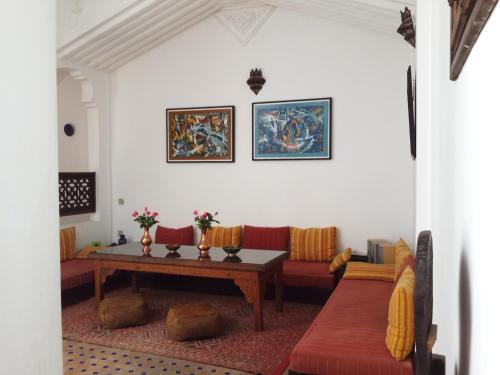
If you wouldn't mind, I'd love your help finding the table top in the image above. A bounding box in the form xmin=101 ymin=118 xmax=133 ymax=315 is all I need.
xmin=89 ymin=243 xmax=288 ymax=272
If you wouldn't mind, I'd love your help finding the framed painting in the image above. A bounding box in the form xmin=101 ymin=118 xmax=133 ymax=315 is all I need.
xmin=166 ymin=106 xmax=235 ymax=162
xmin=252 ymin=98 xmax=332 ymax=160
xmin=449 ymin=0 xmax=498 ymax=80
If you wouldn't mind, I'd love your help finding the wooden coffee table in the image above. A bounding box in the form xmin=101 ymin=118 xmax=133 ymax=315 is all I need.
xmin=89 ymin=244 xmax=288 ymax=331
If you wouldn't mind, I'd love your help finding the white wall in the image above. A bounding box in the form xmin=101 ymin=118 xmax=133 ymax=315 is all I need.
xmin=0 ymin=1 xmax=63 ymax=374
xmin=57 ymin=73 xmax=89 ymax=172
xmin=111 ymin=9 xmax=415 ymax=253
xmin=416 ymin=1 xmax=500 ymax=374
xmin=56 ymin=64 xmax=114 ymax=249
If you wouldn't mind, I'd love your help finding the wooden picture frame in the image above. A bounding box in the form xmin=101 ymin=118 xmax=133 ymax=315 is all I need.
xmin=252 ymin=98 xmax=332 ymax=161
xmin=166 ymin=106 xmax=235 ymax=163
xmin=449 ymin=0 xmax=498 ymax=80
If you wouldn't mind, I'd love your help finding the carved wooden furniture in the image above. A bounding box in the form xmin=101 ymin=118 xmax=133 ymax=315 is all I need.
xmin=448 ymin=0 xmax=498 ymax=80
xmin=59 ymin=172 xmax=96 ymax=216
xmin=89 ymin=244 xmax=287 ymax=332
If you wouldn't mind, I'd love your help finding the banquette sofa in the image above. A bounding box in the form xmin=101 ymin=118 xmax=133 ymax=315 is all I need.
xmin=154 ymin=224 xmax=344 ymax=291
xmin=288 ymin=232 xmax=440 ymax=375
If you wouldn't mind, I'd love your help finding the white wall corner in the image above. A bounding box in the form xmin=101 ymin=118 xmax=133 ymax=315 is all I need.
xmin=215 ymin=5 xmax=276 ymax=46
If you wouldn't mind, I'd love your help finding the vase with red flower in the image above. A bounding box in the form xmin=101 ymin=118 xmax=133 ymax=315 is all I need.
xmin=193 ymin=210 xmax=220 ymax=259
xmin=132 ymin=207 xmax=159 ymax=255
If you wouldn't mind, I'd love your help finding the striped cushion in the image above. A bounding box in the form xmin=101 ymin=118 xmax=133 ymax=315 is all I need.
xmin=60 ymin=227 xmax=76 ymax=261
xmin=329 ymin=247 xmax=352 ymax=272
xmin=343 ymin=262 xmax=395 ymax=281
xmin=386 ymin=266 xmax=415 ymax=360
xmin=394 ymin=246 xmax=413 ymax=281
xmin=76 ymin=245 xmax=106 ymax=258
xmin=206 ymin=226 xmax=241 ymax=247
xmin=290 ymin=227 xmax=336 ymax=262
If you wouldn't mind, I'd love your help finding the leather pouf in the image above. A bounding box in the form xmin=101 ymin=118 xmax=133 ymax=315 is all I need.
xmin=166 ymin=302 xmax=222 ymax=341
xmin=98 ymin=294 xmax=148 ymax=329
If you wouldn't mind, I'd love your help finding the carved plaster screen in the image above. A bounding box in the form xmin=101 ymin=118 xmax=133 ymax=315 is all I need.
xmin=59 ymin=172 xmax=96 ymax=216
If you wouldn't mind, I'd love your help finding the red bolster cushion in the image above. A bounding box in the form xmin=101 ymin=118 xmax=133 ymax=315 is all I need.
xmin=242 ymin=225 xmax=290 ymax=251
xmin=154 ymin=225 xmax=194 ymax=246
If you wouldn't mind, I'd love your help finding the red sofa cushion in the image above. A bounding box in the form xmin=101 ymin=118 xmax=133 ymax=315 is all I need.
xmin=242 ymin=225 xmax=289 ymax=251
xmin=290 ymin=279 xmax=413 ymax=375
xmin=282 ymin=260 xmax=335 ymax=290
xmin=60 ymin=259 xmax=95 ymax=291
xmin=155 ymin=225 xmax=194 ymax=245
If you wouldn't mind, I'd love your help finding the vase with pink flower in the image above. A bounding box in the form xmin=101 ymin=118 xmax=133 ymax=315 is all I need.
xmin=193 ymin=210 xmax=220 ymax=259
xmin=132 ymin=207 xmax=159 ymax=255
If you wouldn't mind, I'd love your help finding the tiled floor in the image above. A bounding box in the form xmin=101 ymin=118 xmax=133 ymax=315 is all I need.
xmin=63 ymin=340 xmax=251 ymax=375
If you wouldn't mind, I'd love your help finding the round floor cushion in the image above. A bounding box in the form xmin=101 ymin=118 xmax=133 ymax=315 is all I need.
xmin=166 ymin=302 xmax=222 ymax=341
xmin=98 ymin=293 xmax=148 ymax=329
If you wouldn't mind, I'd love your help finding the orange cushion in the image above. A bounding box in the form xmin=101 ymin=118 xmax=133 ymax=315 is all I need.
xmin=290 ymin=227 xmax=336 ymax=261
xmin=206 ymin=226 xmax=241 ymax=247
xmin=60 ymin=227 xmax=76 ymax=261
xmin=343 ymin=262 xmax=395 ymax=281
xmin=386 ymin=266 xmax=415 ymax=360
xmin=329 ymin=247 xmax=352 ymax=272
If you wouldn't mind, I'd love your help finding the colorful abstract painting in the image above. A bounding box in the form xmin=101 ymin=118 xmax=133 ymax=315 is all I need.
xmin=252 ymin=98 xmax=332 ymax=160
xmin=166 ymin=106 xmax=234 ymax=162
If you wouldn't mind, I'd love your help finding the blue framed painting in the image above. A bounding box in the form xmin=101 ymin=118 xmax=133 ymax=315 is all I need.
xmin=252 ymin=98 xmax=332 ymax=160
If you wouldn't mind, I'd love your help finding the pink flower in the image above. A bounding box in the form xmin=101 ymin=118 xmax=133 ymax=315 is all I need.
xmin=153 ymin=212 xmax=159 ymax=217
xmin=201 ymin=213 xmax=207 ymax=219
xmin=144 ymin=207 xmax=148 ymax=212
xmin=146 ymin=211 xmax=151 ymax=216
xmin=132 ymin=211 xmax=138 ymax=217
xmin=193 ymin=210 xmax=198 ymax=216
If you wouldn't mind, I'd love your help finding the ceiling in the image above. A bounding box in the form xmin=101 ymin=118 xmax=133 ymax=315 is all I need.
xmin=57 ymin=0 xmax=415 ymax=72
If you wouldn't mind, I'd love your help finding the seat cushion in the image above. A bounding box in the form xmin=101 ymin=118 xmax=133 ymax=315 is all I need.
xmin=343 ymin=262 xmax=395 ymax=281
xmin=166 ymin=302 xmax=222 ymax=341
xmin=282 ymin=260 xmax=335 ymax=290
xmin=206 ymin=226 xmax=241 ymax=247
xmin=242 ymin=225 xmax=289 ymax=251
xmin=290 ymin=279 xmax=413 ymax=375
xmin=98 ymin=294 xmax=149 ymax=329
xmin=60 ymin=258 xmax=95 ymax=290
xmin=154 ymin=225 xmax=194 ymax=245
xmin=60 ymin=227 xmax=76 ymax=261
xmin=386 ymin=266 xmax=415 ymax=360
xmin=290 ymin=226 xmax=336 ymax=262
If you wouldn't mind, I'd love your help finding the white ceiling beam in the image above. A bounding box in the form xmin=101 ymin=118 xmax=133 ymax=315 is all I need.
xmin=97 ymin=1 xmax=220 ymax=71
xmin=76 ymin=0 xmax=192 ymax=64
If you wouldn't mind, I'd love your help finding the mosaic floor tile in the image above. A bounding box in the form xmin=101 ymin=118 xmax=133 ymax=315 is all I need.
xmin=64 ymin=340 xmax=251 ymax=375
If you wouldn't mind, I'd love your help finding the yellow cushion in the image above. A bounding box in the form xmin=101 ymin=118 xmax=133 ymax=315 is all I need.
xmin=329 ymin=248 xmax=352 ymax=272
xmin=290 ymin=227 xmax=336 ymax=262
xmin=60 ymin=227 xmax=76 ymax=261
xmin=206 ymin=226 xmax=241 ymax=247
xmin=386 ymin=266 xmax=415 ymax=360
xmin=394 ymin=246 xmax=413 ymax=281
xmin=343 ymin=262 xmax=395 ymax=281
xmin=77 ymin=245 xmax=107 ymax=258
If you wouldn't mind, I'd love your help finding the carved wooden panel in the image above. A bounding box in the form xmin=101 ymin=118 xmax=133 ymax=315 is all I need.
xmin=449 ymin=0 xmax=498 ymax=80
xmin=59 ymin=172 xmax=96 ymax=216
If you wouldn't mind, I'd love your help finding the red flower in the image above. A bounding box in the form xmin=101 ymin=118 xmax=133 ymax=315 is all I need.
xmin=153 ymin=212 xmax=159 ymax=217
xmin=144 ymin=207 xmax=148 ymax=212
xmin=193 ymin=210 xmax=198 ymax=216
xmin=132 ymin=211 xmax=138 ymax=217
xmin=201 ymin=213 xmax=207 ymax=219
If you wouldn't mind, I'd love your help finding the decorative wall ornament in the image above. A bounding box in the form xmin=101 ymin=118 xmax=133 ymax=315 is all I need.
xmin=397 ymin=7 xmax=416 ymax=48
xmin=406 ymin=66 xmax=416 ymax=160
xmin=448 ymin=0 xmax=498 ymax=81
xmin=64 ymin=123 xmax=75 ymax=137
xmin=59 ymin=172 xmax=96 ymax=216
xmin=215 ymin=5 xmax=276 ymax=46
xmin=247 ymin=69 xmax=266 ymax=95
xmin=166 ymin=106 xmax=235 ymax=163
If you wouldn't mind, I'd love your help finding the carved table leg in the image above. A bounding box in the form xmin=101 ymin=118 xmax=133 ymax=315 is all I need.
xmin=94 ymin=261 xmax=103 ymax=331
xmin=235 ymin=273 xmax=264 ymax=331
xmin=274 ymin=263 xmax=284 ymax=313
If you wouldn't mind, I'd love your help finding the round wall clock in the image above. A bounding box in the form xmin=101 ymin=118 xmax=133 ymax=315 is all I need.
xmin=64 ymin=123 xmax=75 ymax=137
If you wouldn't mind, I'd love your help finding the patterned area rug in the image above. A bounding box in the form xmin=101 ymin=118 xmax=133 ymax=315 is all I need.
xmin=64 ymin=339 xmax=250 ymax=374
xmin=62 ymin=289 xmax=321 ymax=375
